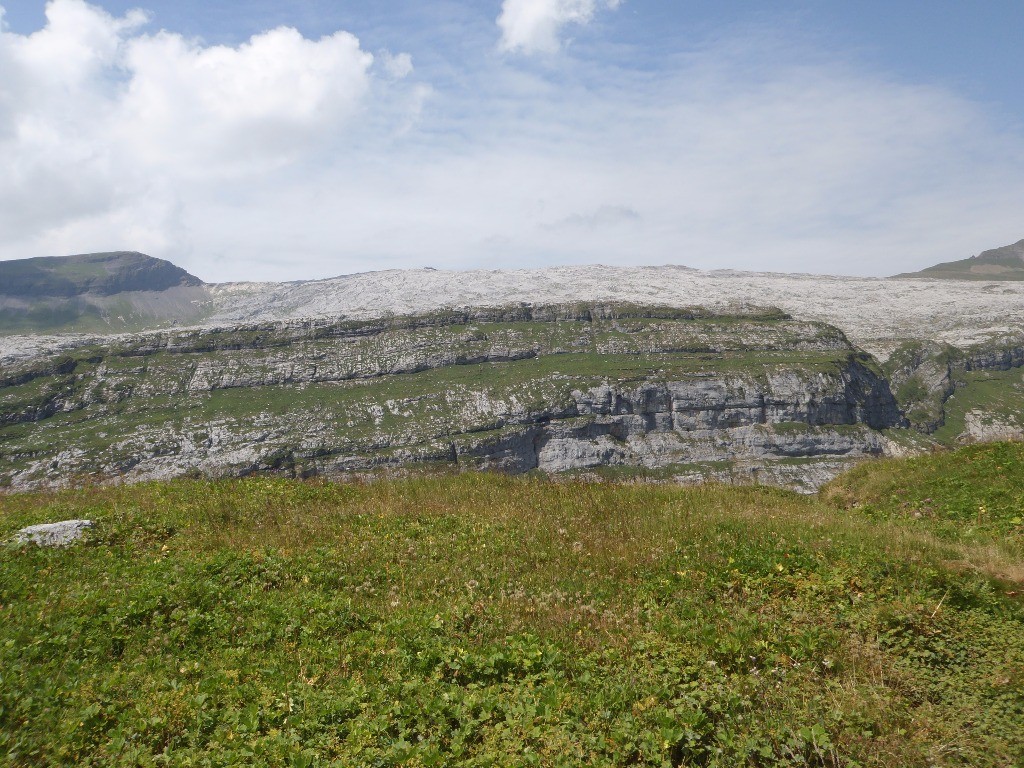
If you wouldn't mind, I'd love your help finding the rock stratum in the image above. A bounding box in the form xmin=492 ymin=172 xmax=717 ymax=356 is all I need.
xmin=1 ymin=305 xmax=913 ymax=492
xmin=3 ymin=243 xmax=1024 ymax=492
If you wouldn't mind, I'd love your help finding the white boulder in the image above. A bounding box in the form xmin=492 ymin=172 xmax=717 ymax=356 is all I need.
xmin=12 ymin=519 xmax=94 ymax=547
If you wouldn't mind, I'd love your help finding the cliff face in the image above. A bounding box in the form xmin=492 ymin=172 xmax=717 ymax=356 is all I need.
xmin=7 ymin=251 xmax=1024 ymax=491
xmin=884 ymin=335 xmax=1024 ymax=437
xmin=471 ymin=363 xmax=903 ymax=477
xmin=0 ymin=306 xmax=905 ymax=493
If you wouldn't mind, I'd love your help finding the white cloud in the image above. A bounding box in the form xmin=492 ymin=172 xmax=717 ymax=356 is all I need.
xmin=0 ymin=0 xmax=405 ymax=256
xmin=118 ymin=26 xmax=374 ymax=173
xmin=497 ymin=0 xmax=621 ymax=55
xmin=379 ymin=50 xmax=414 ymax=80
xmin=2 ymin=2 xmax=1024 ymax=282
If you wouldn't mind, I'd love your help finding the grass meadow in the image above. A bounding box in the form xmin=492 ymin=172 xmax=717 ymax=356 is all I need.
xmin=1 ymin=443 xmax=1023 ymax=766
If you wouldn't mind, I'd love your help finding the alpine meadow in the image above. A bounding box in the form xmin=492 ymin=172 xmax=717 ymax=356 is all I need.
xmin=3 ymin=1 xmax=1024 ymax=766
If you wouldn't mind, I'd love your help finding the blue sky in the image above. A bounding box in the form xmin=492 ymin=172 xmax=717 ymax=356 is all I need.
xmin=1 ymin=0 xmax=1023 ymax=281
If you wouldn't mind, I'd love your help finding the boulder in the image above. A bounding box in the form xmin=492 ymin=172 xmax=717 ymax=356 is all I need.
xmin=12 ymin=519 xmax=94 ymax=547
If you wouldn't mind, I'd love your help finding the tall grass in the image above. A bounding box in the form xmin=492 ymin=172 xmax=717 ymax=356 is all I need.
xmin=1 ymin=466 xmax=1022 ymax=766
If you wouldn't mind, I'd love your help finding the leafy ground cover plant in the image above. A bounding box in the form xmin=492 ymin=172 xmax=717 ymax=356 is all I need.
xmin=1 ymin=451 xmax=1022 ymax=766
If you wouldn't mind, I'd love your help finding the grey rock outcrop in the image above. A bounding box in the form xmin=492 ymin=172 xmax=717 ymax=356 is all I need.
xmin=961 ymin=410 xmax=1024 ymax=443
xmin=883 ymin=342 xmax=956 ymax=432
xmin=963 ymin=343 xmax=1024 ymax=372
xmin=0 ymin=305 xmax=905 ymax=492
xmin=885 ymin=336 xmax=1024 ymax=433
xmin=12 ymin=519 xmax=93 ymax=547
xmin=459 ymin=361 xmax=902 ymax=480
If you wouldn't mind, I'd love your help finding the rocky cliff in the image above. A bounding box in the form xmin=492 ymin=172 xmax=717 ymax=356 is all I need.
xmin=883 ymin=333 xmax=1024 ymax=443
xmin=0 ymin=305 xmax=905 ymax=492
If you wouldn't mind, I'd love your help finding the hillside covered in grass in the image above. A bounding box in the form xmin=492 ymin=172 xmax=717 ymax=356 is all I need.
xmin=0 ymin=252 xmax=209 ymax=335
xmin=894 ymin=239 xmax=1024 ymax=281
xmin=2 ymin=444 xmax=1023 ymax=766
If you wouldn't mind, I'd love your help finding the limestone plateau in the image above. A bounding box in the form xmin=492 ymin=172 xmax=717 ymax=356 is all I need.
xmin=3 ymin=243 xmax=1024 ymax=492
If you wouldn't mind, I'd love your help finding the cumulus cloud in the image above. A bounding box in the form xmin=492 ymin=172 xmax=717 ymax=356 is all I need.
xmin=0 ymin=0 xmax=411 ymax=258
xmin=2 ymin=1 xmax=1024 ymax=281
xmin=118 ymin=26 xmax=374 ymax=172
xmin=497 ymin=0 xmax=622 ymax=54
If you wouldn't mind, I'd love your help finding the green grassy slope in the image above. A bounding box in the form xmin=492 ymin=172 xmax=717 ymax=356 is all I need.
xmin=823 ymin=440 xmax=1024 ymax=541
xmin=2 ymin=445 xmax=1023 ymax=766
xmin=0 ymin=252 xmax=208 ymax=334
xmin=0 ymin=252 xmax=202 ymax=297
xmin=933 ymin=368 xmax=1024 ymax=444
xmin=893 ymin=239 xmax=1024 ymax=281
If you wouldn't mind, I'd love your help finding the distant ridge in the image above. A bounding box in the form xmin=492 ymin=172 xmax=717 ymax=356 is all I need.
xmin=0 ymin=251 xmax=203 ymax=297
xmin=0 ymin=252 xmax=209 ymax=334
xmin=894 ymin=238 xmax=1024 ymax=281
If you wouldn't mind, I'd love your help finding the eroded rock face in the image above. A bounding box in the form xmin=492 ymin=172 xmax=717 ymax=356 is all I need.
xmin=249 ymin=357 xmax=899 ymax=488
xmin=474 ymin=363 xmax=902 ymax=477
xmin=12 ymin=519 xmax=93 ymax=547
xmin=574 ymin=364 xmax=903 ymax=432
xmin=964 ymin=345 xmax=1024 ymax=372
xmin=0 ymin=305 xmax=905 ymax=492
xmin=883 ymin=342 xmax=957 ymax=432
xmin=961 ymin=411 xmax=1024 ymax=443
xmin=883 ymin=337 xmax=1024 ymax=434
xmin=517 ymin=365 xmax=901 ymax=476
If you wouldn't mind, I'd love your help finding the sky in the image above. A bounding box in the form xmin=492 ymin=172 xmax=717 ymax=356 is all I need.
xmin=1 ymin=1 xmax=1023 ymax=282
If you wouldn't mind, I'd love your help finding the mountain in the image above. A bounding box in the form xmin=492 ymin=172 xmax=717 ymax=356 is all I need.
xmin=0 ymin=251 xmax=211 ymax=334
xmin=893 ymin=238 xmax=1024 ymax=280
xmin=4 ymin=247 xmax=1024 ymax=492
xmin=0 ymin=251 xmax=203 ymax=296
